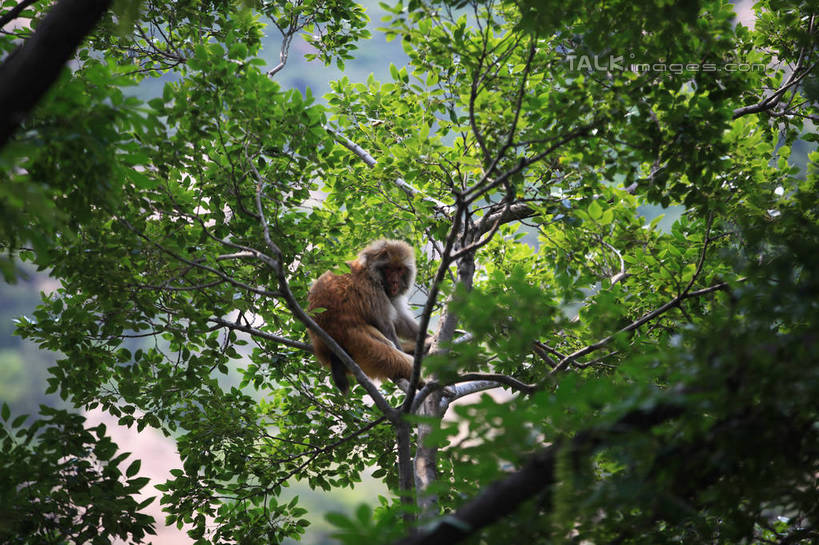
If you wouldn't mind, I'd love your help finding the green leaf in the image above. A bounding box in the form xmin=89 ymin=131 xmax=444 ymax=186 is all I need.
xmin=10 ymin=414 xmax=28 ymax=429
xmin=588 ymin=200 xmax=603 ymax=220
xmin=126 ymin=459 xmax=142 ymax=478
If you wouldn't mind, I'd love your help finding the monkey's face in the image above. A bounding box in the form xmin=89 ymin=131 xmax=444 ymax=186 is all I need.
xmin=382 ymin=264 xmax=406 ymax=297
xmin=359 ymin=239 xmax=415 ymax=298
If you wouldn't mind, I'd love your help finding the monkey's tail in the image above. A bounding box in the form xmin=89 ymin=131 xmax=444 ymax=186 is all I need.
xmin=329 ymin=354 xmax=350 ymax=394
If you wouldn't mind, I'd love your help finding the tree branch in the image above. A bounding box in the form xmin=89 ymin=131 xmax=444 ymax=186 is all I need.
xmin=208 ymin=316 xmax=312 ymax=352
xmin=464 ymin=124 xmax=595 ymax=205
xmin=0 ymin=0 xmax=112 ymax=149
xmin=325 ymin=126 xmax=451 ymax=211
xmin=447 ymin=373 xmax=536 ymax=395
xmin=550 ymin=281 xmax=730 ymax=375
xmin=392 ymin=404 xmax=684 ymax=545
xmin=408 ymin=373 xmax=535 ymax=415
xmin=550 ymin=216 xmax=718 ymax=375
xmin=0 ymin=0 xmax=39 ymax=29
xmin=268 ymin=416 xmax=387 ymax=492
xmin=732 ymin=20 xmax=818 ymax=121
xmin=401 ymin=200 xmax=467 ymax=411
xmin=116 ymin=218 xmax=280 ymax=299
xmin=477 ymin=202 xmax=538 ymax=235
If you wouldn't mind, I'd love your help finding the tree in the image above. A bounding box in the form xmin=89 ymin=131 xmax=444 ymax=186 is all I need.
xmin=1 ymin=0 xmax=817 ymax=544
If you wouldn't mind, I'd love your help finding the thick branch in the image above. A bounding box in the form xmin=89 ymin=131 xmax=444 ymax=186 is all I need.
xmin=414 ymin=390 xmax=443 ymax=518
xmin=392 ymin=404 xmax=684 ymax=545
xmin=0 ymin=0 xmax=39 ymax=28
xmin=401 ymin=201 xmax=466 ymax=411
xmin=443 ymin=380 xmax=500 ymax=404
xmin=409 ymin=374 xmax=535 ymax=415
xmin=329 ymin=126 xmax=377 ymax=167
xmin=0 ymin=0 xmax=112 ymax=149
xmin=478 ymin=202 xmax=537 ymax=235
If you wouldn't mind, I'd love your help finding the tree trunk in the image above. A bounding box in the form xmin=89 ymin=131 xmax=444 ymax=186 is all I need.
xmin=414 ymin=389 xmax=443 ymax=518
xmin=396 ymin=419 xmax=417 ymax=528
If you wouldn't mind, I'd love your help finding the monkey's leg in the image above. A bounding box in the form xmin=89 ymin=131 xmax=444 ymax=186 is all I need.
xmin=309 ymin=331 xmax=352 ymax=394
xmin=346 ymin=326 xmax=416 ymax=382
xmin=328 ymin=353 xmax=351 ymax=393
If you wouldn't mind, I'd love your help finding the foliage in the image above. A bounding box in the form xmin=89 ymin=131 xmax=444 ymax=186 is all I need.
xmin=0 ymin=405 xmax=155 ymax=544
xmin=1 ymin=0 xmax=818 ymax=544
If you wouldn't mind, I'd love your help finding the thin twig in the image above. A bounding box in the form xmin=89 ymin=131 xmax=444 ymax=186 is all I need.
xmin=550 ymin=215 xmax=717 ymax=375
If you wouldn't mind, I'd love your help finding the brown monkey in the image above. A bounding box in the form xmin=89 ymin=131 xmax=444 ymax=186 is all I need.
xmin=307 ymin=239 xmax=426 ymax=393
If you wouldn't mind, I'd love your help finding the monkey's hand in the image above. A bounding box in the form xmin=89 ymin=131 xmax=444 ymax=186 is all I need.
xmin=399 ymin=336 xmax=434 ymax=355
xmin=423 ymin=335 xmax=433 ymax=354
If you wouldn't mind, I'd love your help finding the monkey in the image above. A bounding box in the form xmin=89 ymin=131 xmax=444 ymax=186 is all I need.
xmin=307 ymin=239 xmax=427 ymax=393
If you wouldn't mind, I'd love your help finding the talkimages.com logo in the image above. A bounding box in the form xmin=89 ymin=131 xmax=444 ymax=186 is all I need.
xmin=565 ymin=54 xmax=766 ymax=73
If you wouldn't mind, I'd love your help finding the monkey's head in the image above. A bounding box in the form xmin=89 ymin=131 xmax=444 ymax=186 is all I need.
xmin=357 ymin=239 xmax=416 ymax=298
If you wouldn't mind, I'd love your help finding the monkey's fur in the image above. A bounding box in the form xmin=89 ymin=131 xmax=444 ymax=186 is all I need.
xmin=307 ymin=239 xmax=424 ymax=393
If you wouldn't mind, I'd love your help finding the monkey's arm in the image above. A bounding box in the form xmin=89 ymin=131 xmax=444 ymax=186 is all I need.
xmin=393 ymin=306 xmax=433 ymax=354
xmin=393 ymin=306 xmax=420 ymax=339
xmin=368 ymin=314 xmax=404 ymax=350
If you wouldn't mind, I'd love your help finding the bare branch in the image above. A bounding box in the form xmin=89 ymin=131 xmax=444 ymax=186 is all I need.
xmin=534 ymin=341 xmax=567 ymax=361
xmin=325 ymin=125 xmax=451 ymax=211
xmin=328 ymin=126 xmax=377 ymax=167
xmin=267 ymin=32 xmax=293 ymax=77
xmin=208 ymin=316 xmax=312 ymax=352
xmin=532 ymin=343 xmax=557 ymax=368
xmin=409 ymin=373 xmax=535 ymax=414
xmin=443 ymin=381 xmax=500 ymax=404
xmin=477 ymin=202 xmax=537 ymax=235
xmin=600 ymin=239 xmax=628 ymax=285
xmin=449 ymin=373 xmax=536 ymax=395
xmin=572 ymin=350 xmax=619 ymax=369
xmin=452 ymin=332 xmax=474 ymax=344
